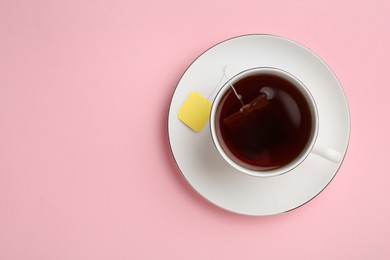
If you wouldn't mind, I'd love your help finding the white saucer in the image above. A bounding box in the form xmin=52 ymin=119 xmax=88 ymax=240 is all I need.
xmin=168 ymin=34 xmax=350 ymax=216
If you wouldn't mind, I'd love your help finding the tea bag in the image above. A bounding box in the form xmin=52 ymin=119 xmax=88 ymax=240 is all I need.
xmin=222 ymin=71 xmax=271 ymax=133
xmin=223 ymin=93 xmax=269 ymax=125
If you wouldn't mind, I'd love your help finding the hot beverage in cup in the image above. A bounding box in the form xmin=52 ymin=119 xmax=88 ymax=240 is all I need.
xmin=210 ymin=67 xmax=318 ymax=177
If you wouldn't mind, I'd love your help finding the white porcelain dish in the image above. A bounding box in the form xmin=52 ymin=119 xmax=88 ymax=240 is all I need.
xmin=167 ymin=34 xmax=350 ymax=216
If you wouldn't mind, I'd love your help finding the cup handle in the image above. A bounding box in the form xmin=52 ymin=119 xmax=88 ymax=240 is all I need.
xmin=312 ymin=144 xmax=343 ymax=163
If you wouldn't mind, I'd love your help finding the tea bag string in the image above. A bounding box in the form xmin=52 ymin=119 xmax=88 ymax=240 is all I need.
xmin=222 ymin=66 xmax=245 ymax=106
xmin=208 ymin=66 xmax=245 ymax=106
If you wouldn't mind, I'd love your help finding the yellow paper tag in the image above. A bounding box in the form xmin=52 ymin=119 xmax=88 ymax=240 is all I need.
xmin=178 ymin=92 xmax=212 ymax=132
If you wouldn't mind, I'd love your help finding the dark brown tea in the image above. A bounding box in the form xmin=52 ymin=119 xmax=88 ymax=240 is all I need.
xmin=215 ymin=73 xmax=313 ymax=171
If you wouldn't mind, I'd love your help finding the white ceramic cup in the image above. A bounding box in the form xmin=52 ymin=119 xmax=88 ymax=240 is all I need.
xmin=210 ymin=67 xmax=341 ymax=177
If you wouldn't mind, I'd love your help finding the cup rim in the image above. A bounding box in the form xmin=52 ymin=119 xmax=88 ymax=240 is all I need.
xmin=209 ymin=66 xmax=319 ymax=177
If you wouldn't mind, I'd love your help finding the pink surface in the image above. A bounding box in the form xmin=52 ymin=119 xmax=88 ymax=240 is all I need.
xmin=0 ymin=0 xmax=389 ymax=259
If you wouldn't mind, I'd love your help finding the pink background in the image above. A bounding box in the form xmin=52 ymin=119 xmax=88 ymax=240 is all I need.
xmin=0 ymin=0 xmax=389 ymax=259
